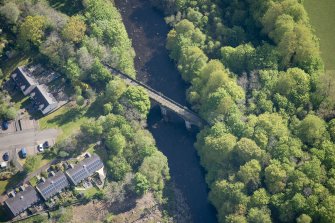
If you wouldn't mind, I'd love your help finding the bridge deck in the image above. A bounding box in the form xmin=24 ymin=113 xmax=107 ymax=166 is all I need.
xmin=104 ymin=65 xmax=207 ymax=128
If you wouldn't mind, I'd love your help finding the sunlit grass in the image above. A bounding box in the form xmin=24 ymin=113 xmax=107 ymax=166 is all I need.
xmin=304 ymin=0 xmax=335 ymax=71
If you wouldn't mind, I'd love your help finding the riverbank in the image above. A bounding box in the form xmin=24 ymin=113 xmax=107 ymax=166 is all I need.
xmin=114 ymin=0 xmax=217 ymax=222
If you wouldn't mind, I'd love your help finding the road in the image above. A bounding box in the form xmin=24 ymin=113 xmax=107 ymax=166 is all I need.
xmin=0 ymin=128 xmax=59 ymax=151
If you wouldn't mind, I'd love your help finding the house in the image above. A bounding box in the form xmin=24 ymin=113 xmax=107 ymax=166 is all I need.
xmin=30 ymin=85 xmax=58 ymax=115
xmin=36 ymin=171 xmax=70 ymax=201
xmin=65 ymin=154 xmax=104 ymax=185
xmin=3 ymin=185 xmax=40 ymax=217
xmin=11 ymin=67 xmax=37 ymax=95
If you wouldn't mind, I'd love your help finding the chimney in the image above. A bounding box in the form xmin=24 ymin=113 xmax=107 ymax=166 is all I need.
xmin=19 ymin=186 xmax=25 ymax=192
xmin=8 ymin=191 xmax=15 ymax=198
xmin=85 ymin=153 xmax=91 ymax=158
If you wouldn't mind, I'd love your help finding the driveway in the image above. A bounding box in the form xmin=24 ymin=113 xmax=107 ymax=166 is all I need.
xmin=0 ymin=128 xmax=59 ymax=151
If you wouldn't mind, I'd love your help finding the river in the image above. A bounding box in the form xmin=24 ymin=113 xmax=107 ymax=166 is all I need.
xmin=114 ymin=0 xmax=217 ymax=222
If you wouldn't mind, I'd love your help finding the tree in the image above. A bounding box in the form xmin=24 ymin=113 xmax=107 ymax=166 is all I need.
xmin=296 ymin=214 xmax=312 ymax=223
xmin=105 ymin=131 xmax=126 ymax=155
xmin=297 ymin=114 xmax=327 ymax=146
xmin=103 ymin=103 xmax=113 ymax=114
xmin=177 ymin=46 xmax=208 ymax=82
xmin=264 ymin=160 xmax=287 ymax=194
xmin=65 ymin=60 xmax=81 ymax=85
xmin=62 ymin=16 xmax=87 ymax=43
xmin=221 ymin=43 xmax=255 ymax=74
xmin=107 ymin=155 xmax=131 ymax=181
xmin=90 ymin=58 xmax=112 ymax=84
xmin=247 ymin=207 xmax=272 ymax=223
xmin=0 ymin=2 xmax=20 ymax=24
xmin=329 ymin=119 xmax=335 ymax=142
xmin=76 ymin=95 xmax=85 ymax=106
xmin=105 ymin=78 xmax=127 ymax=102
xmin=237 ymin=159 xmax=261 ymax=188
xmin=134 ymin=173 xmax=150 ymax=195
xmin=139 ymin=151 xmax=170 ymax=191
xmin=233 ymin=138 xmax=265 ymax=166
xmin=18 ymin=16 xmax=46 ymax=49
xmin=122 ymin=86 xmax=150 ymax=118
xmin=80 ymin=120 xmax=103 ymax=141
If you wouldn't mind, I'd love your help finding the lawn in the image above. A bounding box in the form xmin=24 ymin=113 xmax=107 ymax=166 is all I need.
xmin=39 ymin=105 xmax=89 ymax=141
xmin=304 ymin=0 xmax=335 ymax=71
xmin=1 ymin=53 xmax=30 ymax=78
xmin=0 ymin=180 xmax=9 ymax=195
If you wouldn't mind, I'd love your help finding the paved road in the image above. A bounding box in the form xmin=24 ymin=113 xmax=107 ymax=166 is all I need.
xmin=0 ymin=129 xmax=59 ymax=151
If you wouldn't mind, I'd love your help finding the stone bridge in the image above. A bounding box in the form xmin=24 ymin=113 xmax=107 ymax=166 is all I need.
xmin=104 ymin=64 xmax=208 ymax=130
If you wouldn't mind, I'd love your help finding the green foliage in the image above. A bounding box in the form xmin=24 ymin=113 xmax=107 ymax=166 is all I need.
xmin=134 ymin=173 xmax=150 ymax=195
xmin=139 ymin=151 xmax=170 ymax=192
xmin=221 ymin=44 xmax=255 ymax=74
xmin=80 ymin=119 xmax=103 ymax=141
xmin=62 ymin=15 xmax=87 ymax=43
xmin=23 ymin=156 xmax=41 ymax=174
xmin=297 ymin=114 xmax=327 ymax=146
xmin=123 ymin=86 xmax=151 ymax=117
xmin=107 ymin=155 xmax=131 ymax=181
xmin=106 ymin=131 xmax=126 ymax=155
xmin=18 ymin=15 xmax=46 ymax=49
xmin=0 ymin=2 xmax=20 ymax=24
xmin=177 ymin=46 xmax=208 ymax=82
xmin=158 ymin=0 xmax=335 ymax=222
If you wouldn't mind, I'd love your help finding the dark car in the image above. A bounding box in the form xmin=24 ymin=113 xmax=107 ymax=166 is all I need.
xmin=3 ymin=152 xmax=9 ymax=161
xmin=43 ymin=141 xmax=50 ymax=148
xmin=2 ymin=121 xmax=8 ymax=130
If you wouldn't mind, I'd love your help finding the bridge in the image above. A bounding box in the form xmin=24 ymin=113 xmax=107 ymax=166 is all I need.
xmin=104 ymin=64 xmax=208 ymax=130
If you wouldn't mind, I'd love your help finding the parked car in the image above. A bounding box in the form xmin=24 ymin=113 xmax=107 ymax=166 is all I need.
xmin=43 ymin=141 xmax=50 ymax=148
xmin=2 ymin=120 xmax=8 ymax=130
xmin=3 ymin=152 xmax=9 ymax=161
xmin=37 ymin=144 xmax=44 ymax=152
xmin=21 ymin=148 xmax=27 ymax=158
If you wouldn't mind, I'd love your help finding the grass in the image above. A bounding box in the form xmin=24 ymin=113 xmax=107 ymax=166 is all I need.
xmin=81 ymin=186 xmax=100 ymax=199
xmin=0 ymin=180 xmax=9 ymax=195
xmin=1 ymin=53 xmax=30 ymax=77
xmin=304 ymin=0 xmax=335 ymax=71
xmin=18 ymin=154 xmax=51 ymax=172
xmin=39 ymin=105 xmax=89 ymax=141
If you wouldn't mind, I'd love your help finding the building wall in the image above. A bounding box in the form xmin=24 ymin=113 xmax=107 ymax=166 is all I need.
xmin=41 ymin=102 xmax=58 ymax=115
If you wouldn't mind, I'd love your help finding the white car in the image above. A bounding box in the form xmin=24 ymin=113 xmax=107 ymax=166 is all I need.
xmin=37 ymin=144 xmax=44 ymax=152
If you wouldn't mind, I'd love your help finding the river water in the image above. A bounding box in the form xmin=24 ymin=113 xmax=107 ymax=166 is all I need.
xmin=114 ymin=0 xmax=217 ymax=222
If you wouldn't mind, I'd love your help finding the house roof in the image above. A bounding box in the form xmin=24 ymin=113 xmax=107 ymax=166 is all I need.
xmin=4 ymin=185 xmax=40 ymax=217
xmin=30 ymin=85 xmax=57 ymax=111
xmin=66 ymin=154 xmax=104 ymax=185
xmin=11 ymin=67 xmax=37 ymax=91
xmin=36 ymin=171 xmax=69 ymax=201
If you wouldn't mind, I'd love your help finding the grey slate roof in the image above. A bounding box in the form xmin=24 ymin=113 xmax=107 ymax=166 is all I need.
xmin=4 ymin=185 xmax=40 ymax=217
xmin=66 ymin=154 xmax=104 ymax=185
xmin=11 ymin=67 xmax=37 ymax=91
xmin=36 ymin=172 xmax=69 ymax=201
xmin=30 ymin=85 xmax=57 ymax=110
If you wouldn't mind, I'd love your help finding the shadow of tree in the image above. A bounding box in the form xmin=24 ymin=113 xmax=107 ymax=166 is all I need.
xmin=46 ymin=107 xmax=84 ymax=126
